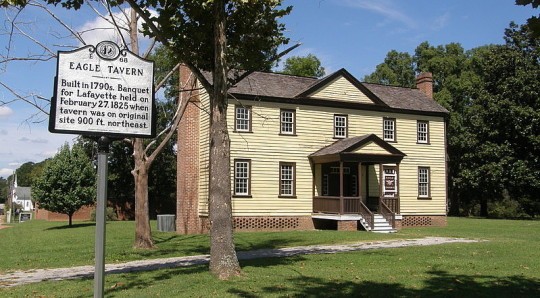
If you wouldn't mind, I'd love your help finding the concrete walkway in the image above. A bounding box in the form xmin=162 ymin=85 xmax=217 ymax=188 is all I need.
xmin=0 ymin=237 xmax=479 ymax=288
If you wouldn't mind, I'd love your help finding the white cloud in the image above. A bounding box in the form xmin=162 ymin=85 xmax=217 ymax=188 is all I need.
xmin=18 ymin=137 xmax=48 ymax=144
xmin=0 ymin=106 xmax=13 ymax=117
xmin=432 ymin=12 xmax=451 ymax=31
xmin=0 ymin=129 xmax=7 ymax=135
xmin=77 ymin=9 xmax=155 ymax=52
xmin=0 ymin=168 xmax=15 ymax=179
xmin=341 ymin=0 xmax=417 ymax=29
xmin=36 ymin=150 xmax=59 ymax=159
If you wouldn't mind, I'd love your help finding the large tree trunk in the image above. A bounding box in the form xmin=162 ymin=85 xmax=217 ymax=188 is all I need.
xmin=129 ymin=9 xmax=154 ymax=249
xmin=208 ymin=0 xmax=241 ymax=279
xmin=133 ymin=138 xmax=155 ymax=249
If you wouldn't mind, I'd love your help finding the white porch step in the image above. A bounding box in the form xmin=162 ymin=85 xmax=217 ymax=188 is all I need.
xmin=371 ymin=214 xmax=397 ymax=233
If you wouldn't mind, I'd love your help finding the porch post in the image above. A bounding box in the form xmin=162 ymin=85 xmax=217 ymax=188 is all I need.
xmin=396 ymin=163 xmax=400 ymax=214
xmin=379 ymin=163 xmax=383 ymax=211
xmin=339 ymin=161 xmax=344 ymax=214
xmin=358 ymin=162 xmax=362 ymax=200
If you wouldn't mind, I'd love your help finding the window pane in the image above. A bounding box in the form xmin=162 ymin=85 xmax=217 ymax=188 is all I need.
xmin=334 ymin=115 xmax=347 ymax=138
xmin=417 ymin=121 xmax=428 ymax=143
xmin=235 ymin=161 xmax=249 ymax=195
xmin=280 ymin=164 xmax=294 ymax=196
xmin=235 ymin=106 xmax=250 ymax=132
xmin=383 ymin=119 xmax=395 ymax=141
xmin=280 ymin=110 xmax=294 ymax=134
xmin=418 ymin=167 xmax=429 ymax=197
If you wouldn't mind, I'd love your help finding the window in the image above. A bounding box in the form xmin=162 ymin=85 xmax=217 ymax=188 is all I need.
xmin=383 ymin=118 xmax=396 ymax=142
xmin=234 ymin=105 xmax=251 ymax=132
xmin=280 ymin=109 xmax=296 ymax=135
xmin=418 ymin=167 xmax=430 ymax=198
xmin=322 ymin=174 xmax=329 ymax=196
xmin=279 ymin=162 xmax=296 ymax=197
xmin=234 ymin=159 xmax=251 ymax=196
xmin=334 ymin=114 xmax=348 ymax=138
xmin=417 ymin=120 xmax=429 ymax=144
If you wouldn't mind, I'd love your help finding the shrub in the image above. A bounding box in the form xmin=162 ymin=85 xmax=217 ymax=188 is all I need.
xmin=90 ymin=207 xmax=118 ymax=221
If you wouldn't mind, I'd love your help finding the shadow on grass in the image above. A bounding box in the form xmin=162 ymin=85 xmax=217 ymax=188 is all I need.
xmin=45 ymin=223 xmax=95 ymax=230
xmin=104 ymin=265 xmax=208 ymax=297
xmin=228 ymin=267 xmax=540 ymax=298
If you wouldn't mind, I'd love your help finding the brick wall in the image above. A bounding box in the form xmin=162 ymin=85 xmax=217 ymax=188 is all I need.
xmin=402 ymin=215 xmax=447 ymax=227
xmin=176 ymin=65 xmax=204 ymax=234
xmin=34 ymin=205 xmax=94 ymax=221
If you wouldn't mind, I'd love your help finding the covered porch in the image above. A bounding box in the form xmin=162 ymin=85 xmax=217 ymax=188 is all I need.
xmin=309 ymin=134 xmax=405 ymax=231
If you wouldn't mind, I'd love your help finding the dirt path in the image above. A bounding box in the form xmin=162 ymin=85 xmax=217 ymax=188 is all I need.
xmin=0 ymin=237 xmax=480 ymax=288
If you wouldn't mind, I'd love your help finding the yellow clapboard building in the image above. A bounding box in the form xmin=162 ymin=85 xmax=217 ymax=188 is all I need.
xmin=176 ymin=68 xmax=448 ymax=234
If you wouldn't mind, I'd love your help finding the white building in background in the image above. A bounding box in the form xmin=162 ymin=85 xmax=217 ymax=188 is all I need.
xmin=10 ymin=174 xmax=34 ymax=212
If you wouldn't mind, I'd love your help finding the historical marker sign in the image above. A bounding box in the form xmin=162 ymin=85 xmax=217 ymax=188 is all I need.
xmin=49 ymin=41 xmax=156 ymax=138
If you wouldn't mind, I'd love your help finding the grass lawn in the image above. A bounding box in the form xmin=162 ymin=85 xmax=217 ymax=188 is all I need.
xmin=1 ymin=217 xmax=539 ymax=297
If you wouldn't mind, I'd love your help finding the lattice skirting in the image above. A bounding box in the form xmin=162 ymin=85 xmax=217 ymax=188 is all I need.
xmin=198 ymin=216 xmax=315 ymax=232
xmin=402 ymin=215 xmax=447 ymax=227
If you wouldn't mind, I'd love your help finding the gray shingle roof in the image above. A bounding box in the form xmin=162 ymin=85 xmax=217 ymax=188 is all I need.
xmin=362 ymin=82 xmax=448 ymax=114
xmin=310 ymin=135 xmax=372 ymax=157
xmin=204 ymin=69 xmax=448 ymax=114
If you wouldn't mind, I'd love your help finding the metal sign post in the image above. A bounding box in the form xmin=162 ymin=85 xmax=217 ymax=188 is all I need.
xmin=48 ymin=41 xmax=156 ymax=298
xmin=94 ymin=136 xmax=110 ymax=298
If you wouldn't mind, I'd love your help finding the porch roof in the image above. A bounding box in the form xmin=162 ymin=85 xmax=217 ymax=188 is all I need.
xmin=309 ymin=134 xmax=406 ymax=164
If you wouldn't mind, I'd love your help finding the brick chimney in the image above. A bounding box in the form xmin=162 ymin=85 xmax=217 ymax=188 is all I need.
xmin=416 ymin=72 xmax=433 ymax=99
xmin=176 ymin=64 xmax=204 ymax=234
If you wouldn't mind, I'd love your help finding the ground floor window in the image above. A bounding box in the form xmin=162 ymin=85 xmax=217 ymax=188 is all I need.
xmin=234 ymin=159 xmax=251 ymax=196
xmin=279 ymin=162 xmax=296 ymax=197
xmin=418 ymin=167 xmax=430 ymax=198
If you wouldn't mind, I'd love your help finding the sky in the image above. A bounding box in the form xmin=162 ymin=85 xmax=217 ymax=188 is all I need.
xmin=0 ymin=0 xmax=537 ymax=179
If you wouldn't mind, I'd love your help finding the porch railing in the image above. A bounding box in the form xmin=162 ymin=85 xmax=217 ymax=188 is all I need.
xmin=381 ymin=197 xmax=400 ymax=214
xmin=358 ymin=201 xmax=374 ymax=230
xmin=379 ymin=200 xmax=396 ymax=229
xmin=313 ymin=196 xmax=361 ymax=214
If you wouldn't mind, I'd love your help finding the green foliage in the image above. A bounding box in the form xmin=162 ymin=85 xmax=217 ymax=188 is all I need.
xmin=90 ymin=207 xmax=118 ymax=221
xmin=1 ymin=218 xmax=540 ymax=296
xmin=0 ymin=177 xmax=7 ymax=203
xmin=139 ymin=0 xmax=291 ymax=79
xmin=11 ymin=160 xmax=48 ymax=187
xmin=516 ymin=0 xmax=540 ymax=37
xmin=32 ymin=143 xmax=96 ymax=226
xmin=364 ymin=23 xmax=540 ymax=218
xmin=281 ymin=54 xmax=325 ymax=78
xmin=363 ymin=50 xmax=415 ymax=87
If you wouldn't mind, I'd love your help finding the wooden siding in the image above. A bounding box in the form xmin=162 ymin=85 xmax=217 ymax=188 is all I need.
xmin=197 ymin=88 xmax=210 ymax=216
xmin=310 ymin=76 xmax=375 ymax=104
xmin=353 ymin=142 xmax=391 ymax=155
xmin=195 ymin=90 xmax=446 ymax=217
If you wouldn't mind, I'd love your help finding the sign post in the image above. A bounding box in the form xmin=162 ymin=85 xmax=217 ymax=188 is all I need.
xmin=49 ymin=41 xmax=155 ymax=298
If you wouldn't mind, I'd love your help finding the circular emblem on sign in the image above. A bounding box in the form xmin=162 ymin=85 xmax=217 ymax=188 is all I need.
xmin=96 ymin=41 xmax=120 ymax=60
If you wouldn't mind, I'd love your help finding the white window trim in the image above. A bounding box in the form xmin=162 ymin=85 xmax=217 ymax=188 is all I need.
xmin=334 ymin=114 xmax=348 ymax=139
xmin=235 ymin=106 xmax=251 ymax=132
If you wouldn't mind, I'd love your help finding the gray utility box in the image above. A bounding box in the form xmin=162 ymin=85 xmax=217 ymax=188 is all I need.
xmin=157 ymin=214 xmax=176 ymax=232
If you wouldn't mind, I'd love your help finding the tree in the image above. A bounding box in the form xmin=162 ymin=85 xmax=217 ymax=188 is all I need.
xmin=8 ymin=0 xmax=293 ymax=278
xmin=363 ymin=50 xmax=415 ymax=87
xmin=0 ymin=177 xmax=7 ymax=203
xmin=32 ymin=143 xmax=96 ymax=226
xmin=2 ymin=2 xmax=186 ymax=249
xmin=281 ymin=54 xmax=325 ymax=77
xmin=516 ymin=0 xmax=540 ymax=37
xmin=126 ymin=0 xmax=292 ymax=279
xmin=463 ymin=23 xmax=540 ymax=217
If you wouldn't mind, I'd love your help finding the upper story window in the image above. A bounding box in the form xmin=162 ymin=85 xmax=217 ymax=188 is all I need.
xmin=234 ymin=159 xmax=251 ymax=196
xmin=383 ymin=118 xmax=396 ymax=142
xmin=418 ymin=167 xmax=430 ymax=198
xmin=334 ymin=114 xmax=348 ymax=139
xmin=235 ymin=105 xmax=251 ymax=132
xmin=279 ymin=162 xmax=296 ymax=197
xmin=417 ymin=120 xmax=429 ymax=144
xmin=280 ymin=109 xmax=296 ymax=135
